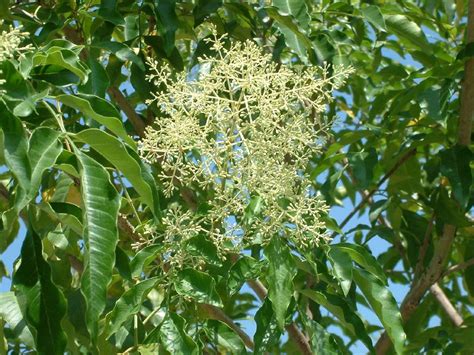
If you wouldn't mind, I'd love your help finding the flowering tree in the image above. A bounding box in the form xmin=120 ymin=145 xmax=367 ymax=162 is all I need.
xmin=0 ymin=1 xmax=472 ymax=354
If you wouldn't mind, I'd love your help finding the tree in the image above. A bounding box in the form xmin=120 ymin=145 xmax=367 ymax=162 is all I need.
xmin=0 ymin=0 xmax=472 ymax=354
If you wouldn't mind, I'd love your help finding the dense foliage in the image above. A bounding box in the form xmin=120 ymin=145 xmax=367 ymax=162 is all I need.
xmin=0 ymin=0 xmax=472 ymax=354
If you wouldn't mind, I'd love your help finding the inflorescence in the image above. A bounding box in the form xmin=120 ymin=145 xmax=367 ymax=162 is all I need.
xmin=139 ymin=28 xmax=353 ymax=266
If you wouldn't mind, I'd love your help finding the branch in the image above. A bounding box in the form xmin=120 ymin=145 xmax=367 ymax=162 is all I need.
xmin=198 ymin=304 xmax=254 ymax=350
xmin=246 ymin=280 xmax=313 ymax=355
xmin=107 ymin=86 xmax=146 ymax=138
xmin=441 ymin=258 xmax=474 ymax=278
xmin=429 ymin=283 xmax=463 ymax=326
xmin=334 ymin=148 xmax=416 ymax=235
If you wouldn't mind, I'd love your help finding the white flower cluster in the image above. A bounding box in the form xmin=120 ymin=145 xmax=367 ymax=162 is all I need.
xmin=0 ymin=21 xmax=31 ymax=91
xmin=140 ymin=28 xmax=353 ymax=258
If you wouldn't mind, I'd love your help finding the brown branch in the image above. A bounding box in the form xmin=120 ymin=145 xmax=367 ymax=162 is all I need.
xmin=107 ymin=86 xmax=146 ymax=138
xmin=375 ymin=1 xmax=474 ymax=352
xmin=198 ymin=304 xmax=254 ymax=350
xmin=429 ymin=283 xmax=463 ymax=326
xmin=246 ymin=280 xmax=313 ymax=355
xmin=441 ymin=258 xmax=474 ymax=278
xmin=334 ymin=148 xmax=416 ymax=236
xmin=414 ymin=214 xmax=435 ymax=278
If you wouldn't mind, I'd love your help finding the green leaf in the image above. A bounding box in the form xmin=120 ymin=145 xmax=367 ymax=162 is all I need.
xmin=0 ymin=292 xmax=35 ymax=348
xmin=300 ymin=290 xmax=373 ymax=351
xmin=13 ymin=228 xmax=67 ymax=353
xmin=79 ymin=57 xmax=110 ymax=97
xmin=75 ymin=149 xmax=120 ymax=340
xmin=32 ymin=47 xmax=89 ymax=84
xmin=264 ymin=236 xmax=296 ymax=330
xmin=56 ymin=94 xmax=135 ymax=147
xmin=206 ymin=320 xmax=247 ymax=354
xmin=327 ymin=247 xmax=353 ymax=296
xmin=254 ymin=298 xmax=281 ymax=353
xmin=464 ymin=240 xmax=474 ymax=298
xmin=302 ymin=316 xmax=340 ymax=354
xmin=353 ymin=268 xmax=406 ymax=354
xmin=105 ymin=277 xmax=160 ymax=338
xmin=130 ymin=244 xmax=163 ymax=278
xmin=440 ymin=145 xmax=472 ymax=208
xmin=159 ymin=313 xmax=198 ymax=354
xmin=272 ymin=0 xmax=310 ymax=29
xmin=348 ymin=147 xmax=378 ymax=189
xmin=0 ymin=105 xmax=31 ymax=193
xmin=435 ymin=187 xmax=472 ymax=227
xmin=154 ymin=0 xmax=179 ymax=55
xmin=175 ymin=269 xmax=223 ymax=307
xmin=75 ymin=129 xmax=161 ymax=219
xmin=385 ymin=14 xmax=432 ymax=54
xmin=92 ymin=42 xmax=145 ymax=71
xmin=21 ymin=127 xmax=63 ymax=208
xmin=228 ymin=256 xmax=263 ymax=295
xmin=98 ymin=0 xmax=124 ymax=25
xmin=266 ymin=7 xmax=311 ymax=63
xmin=361 ymin=5 xmax=386 ymax=31
xmin=332 ymin=243 xmax=387 ymax=284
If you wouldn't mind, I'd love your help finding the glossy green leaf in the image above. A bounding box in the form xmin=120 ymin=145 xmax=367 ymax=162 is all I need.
xmin=159 ymin=313 xmax=198 ymax=354
xmin=206 ymin=320 xmax=247 ymax=354
xmin=105 ymin=277 xmax=160 ymax=338
xmin=254 ymin=298 xmax=281 ymax=353
xmin=385 ymin=14 xmax=432 ymax=54
xmin=56 ymin=94 xmax=135 ymax=147
xmin=303 ymin=317 xmax=340 ymax=354
xmin=264 ymin=236 xmax=296 ymax=330
xmin=0 ymin=292 xmax=35 ymax=348
xmin=272 ymin=0 xmax=310 ymax=29
xmin=301 ymin=290 xmax=373 ymax=351
xmin=13 ymin=229 xmax=67 ymax=353
xmin=20 ymin=127 xmax=63 ymax=209
xmin=361 ymin=5 xmax=386 ymax=31
xmin=332 ymin=243 xmax=387 ymax=284
xmin=228 ymin=256 xmax=263 ymax=295
xmin=76 ymin=149 xmax=120 ymax=340
xmin=327 ymin=247 xmax=353 ymax=296
xmin=130 ymin=244 xmax=163 ymax=278
xmin=32 ymin=47 xmax=89 ymax=83
xmin=0 ymin=105 xmax=31 ymax=194
xmin=440 ymin=145 xmax=473 ymax=208
xmin=175 ymin=269 xmax=223 ymax=307
xmin=154 ymin=0 xmax=179 ymax=55
xmin=93 ymin=42 xmax=145 ymax=71
xmin=75 ymin=129 xmax=160 ymax=219
xmin=353 ymin=268 xmax=406 ymax=354
xmin=266 ymin=7 xmax=311 ymax=63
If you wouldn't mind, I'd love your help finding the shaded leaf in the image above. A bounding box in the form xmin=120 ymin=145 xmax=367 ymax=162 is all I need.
xmin=13 ymin=228 xmax=67 ymax=353
xmin=254 ymin=298 xmax=281 ymax=353
xmin=264 ymin=236 xmax=296 ymax=330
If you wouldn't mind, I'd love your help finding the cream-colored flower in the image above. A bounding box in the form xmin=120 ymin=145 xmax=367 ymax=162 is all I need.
xmin=140 ymin=27 xmax=353 ymax=259
xmin=0 ymin=21 xmax=31 ymax=62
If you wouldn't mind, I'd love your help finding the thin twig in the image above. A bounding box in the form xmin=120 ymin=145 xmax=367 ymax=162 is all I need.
xmin=441 ymin=258 xmax=474 ymax=278
xmin=333 ymin=148 xmax=416 ymax=237
xmin=414 ymin=214 xmax=435 ymax=278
